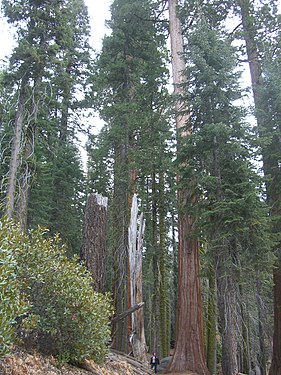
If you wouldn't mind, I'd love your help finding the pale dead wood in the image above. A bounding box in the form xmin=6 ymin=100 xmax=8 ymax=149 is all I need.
xmin=109 ymin=350 xmax=153 ymax=374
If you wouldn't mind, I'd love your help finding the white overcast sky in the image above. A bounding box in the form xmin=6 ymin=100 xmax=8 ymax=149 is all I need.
xmin=0 ymin=0 xmax=112 ymax=62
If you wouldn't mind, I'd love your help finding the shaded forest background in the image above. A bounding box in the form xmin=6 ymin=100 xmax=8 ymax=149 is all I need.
xmin=0 ymin=0 xmax=280 ymax=374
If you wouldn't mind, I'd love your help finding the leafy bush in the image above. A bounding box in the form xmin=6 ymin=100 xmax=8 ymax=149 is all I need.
xmin=0 ymin=219 xmax=27 ymax=357
xmin=0 ymin=222 xmax=113 ymax=364
xmin=17 ymin=227 xmax=113 ymax=363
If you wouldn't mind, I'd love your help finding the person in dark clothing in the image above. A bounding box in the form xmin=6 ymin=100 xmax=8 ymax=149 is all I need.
xmin=150 ymin=352 xmax=160 ymax=373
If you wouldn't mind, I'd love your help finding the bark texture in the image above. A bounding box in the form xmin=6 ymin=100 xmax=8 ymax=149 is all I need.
xmin=270 ymin=267 xmax=281 ymax=375
xmin=207 ymin=270 xmax=217 ymax=375
xmin=167 ymin=0 xmax=209 ymax=374
xmin=80 ymin=193 xmax=108 ymax=293
xmin=5 ymin=82 xmax=27 ymax=220
xmin=111 ymin=142 xmax=129 ymax=353
xmin=216 ymin=250 xmax=238 ymax=375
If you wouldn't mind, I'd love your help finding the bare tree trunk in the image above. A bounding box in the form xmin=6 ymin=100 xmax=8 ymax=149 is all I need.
xmin=80 ymin=193 xmax=108 ymax=293
xmin=256 ymin=280 xmax=267 ymax=375
xmin=239 ymin=284 xmax=250 ymax=375
xmin=207 ymin=269 xmax=217 ymax=375
xmin=167 ymin=0 xmax=209 ymax=373
xmin=216 ymin=249 xmax=238 ymax=375
xmin=159 ymin=172 xmax=170 ymax=358
xmin=270 ymin=267 xmax=281 ymax=375
xmin=128 ymin=194 xmax=147 ymax=363
xmin=5 ymin=82 xmax=27 ymax=220
xmin=151 ymin=170 xmax=161 ymax=356
xmin=17 ymin=74 xmax=42 ymax=231
xmin=111 ymin=143 xmax=129 ymax=353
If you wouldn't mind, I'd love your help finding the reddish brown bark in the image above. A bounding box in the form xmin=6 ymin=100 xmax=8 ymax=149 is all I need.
xmin=167 ymin=0 xmax=209 ymax=373
xmin=168 ymin=204 xmax=209 ymax=374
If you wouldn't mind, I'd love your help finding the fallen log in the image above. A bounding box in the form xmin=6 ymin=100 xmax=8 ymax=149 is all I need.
xmin=109 ymin=349 xmax=153 ymax=374
xmin=111 ymin=302 xmax=144 ymax=323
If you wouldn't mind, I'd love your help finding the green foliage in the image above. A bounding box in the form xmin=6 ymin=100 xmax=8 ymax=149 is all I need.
xmin=0 ymin=219 xmax=27 ymax=357
xmin=0 ymin=217 xmax=112 ymax=362
xmin=7 ymin=224 xmax=113 ymax=364
xmin=0 ymin=0 xmax=91 ymax=250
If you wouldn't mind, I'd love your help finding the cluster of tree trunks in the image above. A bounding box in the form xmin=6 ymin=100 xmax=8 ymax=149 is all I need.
xmin=81 ymin=192 xmax=147 ymax=363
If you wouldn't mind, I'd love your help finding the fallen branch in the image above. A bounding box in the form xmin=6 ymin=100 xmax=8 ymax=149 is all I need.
xmin=109 ymin=350 xmax=153 ymax=374
xmin=111 ymin=302 xmax=144 ymax=323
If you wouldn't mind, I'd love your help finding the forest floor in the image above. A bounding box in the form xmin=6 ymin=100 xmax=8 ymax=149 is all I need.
xmin=0 ymin=346 xmax=198 ymax=375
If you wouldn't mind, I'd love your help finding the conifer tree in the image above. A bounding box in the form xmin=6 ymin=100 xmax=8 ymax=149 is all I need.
xmin=178 ymin=3 xmax=273 ymax=373
xmin=90 ymin=0 xmax=171 ymax=354
xmin=232 ymin=1 xmax=281 ymax=372
xmin=167 ymin=0 xmax=209 ymax=373
xmin=1 ymin=0 xmax=91 ymax=252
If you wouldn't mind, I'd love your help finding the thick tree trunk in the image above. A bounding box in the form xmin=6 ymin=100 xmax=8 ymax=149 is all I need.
xmin=80 ymin=193 xmax=108 ymax=293
xmin=167 ymin=0 xmax=209 ymax=374
xmin=128 ymin=194 xmax=147 ymax=363
xmin=169 ymin=209 xmax=208 ymax=374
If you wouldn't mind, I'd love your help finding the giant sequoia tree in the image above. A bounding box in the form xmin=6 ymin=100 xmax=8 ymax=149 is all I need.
xmin=167 ymin=0 xmax=209 ymax=373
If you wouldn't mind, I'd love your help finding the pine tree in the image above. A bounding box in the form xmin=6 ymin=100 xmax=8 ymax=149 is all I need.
xmin=1 ymin=0 xmax=91 ymax=252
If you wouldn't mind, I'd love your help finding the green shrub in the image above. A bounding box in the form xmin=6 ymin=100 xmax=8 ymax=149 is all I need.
xmin=0 ymin=219 xmax=27 ymax=357
xmin=14 ymin=227 xmax=113 ymax=364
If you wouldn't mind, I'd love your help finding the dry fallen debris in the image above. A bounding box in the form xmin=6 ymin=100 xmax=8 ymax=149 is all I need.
xmin=0 ymin=347 xmax=154 ymax=375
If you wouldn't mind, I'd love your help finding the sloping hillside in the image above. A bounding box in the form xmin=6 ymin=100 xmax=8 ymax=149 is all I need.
xmin=0 ymin=347 xmax=153 ymax=375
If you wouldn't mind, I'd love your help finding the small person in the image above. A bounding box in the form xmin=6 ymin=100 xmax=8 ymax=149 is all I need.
xmin=150 ymin=352 xmax=160 ymax=373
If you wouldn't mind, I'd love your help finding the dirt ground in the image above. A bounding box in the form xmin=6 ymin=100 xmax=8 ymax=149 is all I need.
xmin=0 ymin=347 xmax=200 ymax=375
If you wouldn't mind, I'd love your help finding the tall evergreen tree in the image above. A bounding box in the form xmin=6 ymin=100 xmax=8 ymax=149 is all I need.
xmin=90 ymin=0 xmax=171 ymax=354
xmin=178 ymin=3 xmax=273 ymax=374
xmin=1 ymin=0 xmax=91 ymax=252
xmin=231 ymin=1 xmax=281 ymax=373
xmin=167 ymin=0 xmax=209 ymax=373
